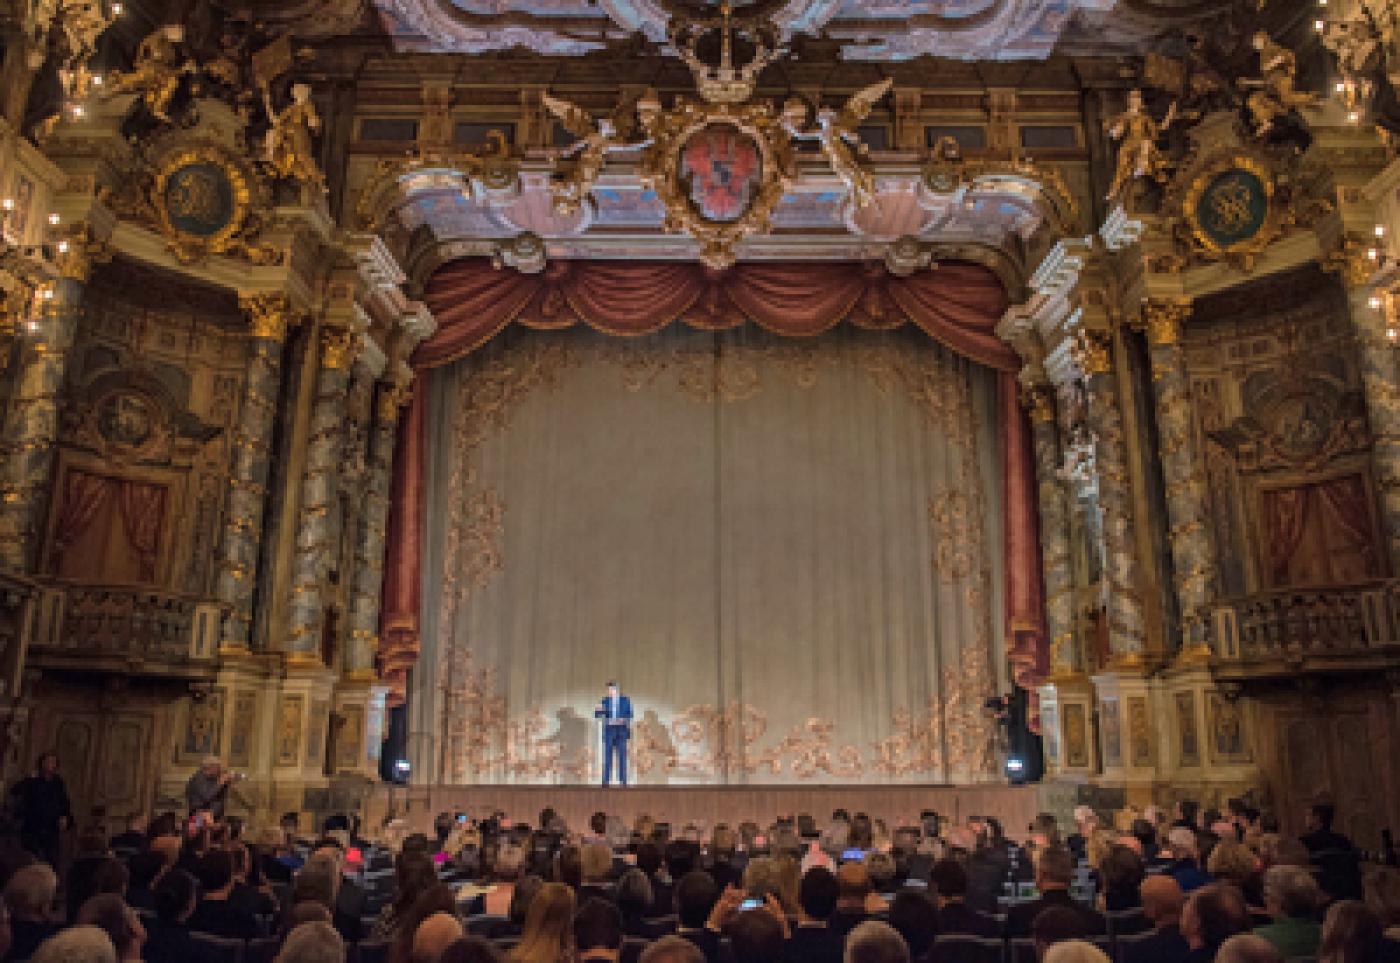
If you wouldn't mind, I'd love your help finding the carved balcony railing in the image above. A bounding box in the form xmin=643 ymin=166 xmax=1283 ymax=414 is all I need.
xmin=29 ymin=583 xmax=221 ymax=677
xmin=1212 ymin=579 xmax=1400 ymax=677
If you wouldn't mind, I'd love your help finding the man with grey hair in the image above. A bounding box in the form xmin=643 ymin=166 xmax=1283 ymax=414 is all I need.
xmin=1254 ymin=864 xmax=1322 ymax=957
xmin=32 ymin=925 xmax=117 ymax=963
xmin=1216 ymin=933 xmax=1284 ymax=963
xmin=845 ymin=920 xmax=910 ymax=963
xmin=277 ymin=921 xmax=345 ymax=963
xmin=639 ymin=936 xmax=704 ymax=963
xmin=184 ymin=756 xmax=234 ymax=818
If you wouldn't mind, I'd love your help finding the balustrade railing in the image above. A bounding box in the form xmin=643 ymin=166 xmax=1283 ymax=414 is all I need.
xmin=1212 ymin=579 xmax=1400 ymax=664
xmin=30 ymin=583 xmax=221 ymax=665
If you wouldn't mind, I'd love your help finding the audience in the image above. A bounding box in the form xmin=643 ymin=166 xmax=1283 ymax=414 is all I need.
xmin=784 ymin=866 xmax=843 ymax=963
xmin=673 ymin=871 xmax=723 ymax=963
xmin=509 ymin=882 xmax=574 ymax=963
xmin=279 ymin=922 xmax=345 ymax=963
xmin=1254 ymin=864 xmax=1323 ymax=958
xmin=1318 ymin=900 xmax=1385 ymax=963
xmin=75 ymin=894 xmax=144 ymax=963
xmin=187 ymin=849 xmax=262 ymax=939
xmin=5 ymin=863 xmax=61 ymax=960
xmin=727 ymin=908 xmax=786 ymax=963
xmin=31 ymin=926 xmax=117 ymax=963
xmin=1043 ymin=942 xmax=1110 ymax=963
xmin=1183 ymin=883 xmax=1251 ymax=961
xmin=930 ymin=858 xmax=1000 ymax=937
xmin=413 ymin=913 xmax=466 ymax=963
xmin=1134 ymin=875 xmax=1190 ymax=963
xmin=144 ymin=868 xmax=198 ymax=963
xmin=1007 ymin=846 xmax=1106 ymax=938
xmin=438 ymin=936 xmax=504 ymax=963
xmin=639 ymin=935 xmax=703 ymax=963
xmin=1214 ymin=934 xmax=1283 ymax=963
xmin=573 ymin=898 xmax=623 ymax=962
xmin=885 ymin=891 xmax=936 ymax=960
xmin=844 ymin=921 xmax=908 ymax=963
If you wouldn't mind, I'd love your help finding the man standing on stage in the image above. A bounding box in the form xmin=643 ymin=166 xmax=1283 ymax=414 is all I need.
xmin=594 ymin=680 xmax=633 ymax=787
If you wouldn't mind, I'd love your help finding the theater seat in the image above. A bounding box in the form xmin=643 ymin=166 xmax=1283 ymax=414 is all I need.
xmin=247 ymin=937 xmax=280 ymax=963
xmin=621 ymin=936 xmax=649 ymax=963
xmin=354 ymin=940 xmax=391 ymax=963
xmin=929 ymin=934 xmax=1003 ymax=963
xmin=188 ymin=933 xmax=245 ymax=963
xmin=1114 ymin=930 xmax=1159 ymax=963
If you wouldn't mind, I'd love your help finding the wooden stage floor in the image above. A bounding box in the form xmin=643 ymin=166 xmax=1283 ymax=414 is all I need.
xmin=370 ymin=784 xmax=1045 ymax=836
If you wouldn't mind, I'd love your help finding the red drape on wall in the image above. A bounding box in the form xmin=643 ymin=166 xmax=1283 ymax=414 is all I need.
xmin=382 ymin=258 xmax=1047 ymax=705
xmin=119 ymin=480 xmax=166 ymax=583
xmin=52 ymin=469 xmax=117 ymax=556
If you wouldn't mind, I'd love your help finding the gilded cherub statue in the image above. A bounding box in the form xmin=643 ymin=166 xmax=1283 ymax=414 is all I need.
xmin=107 ymin=24 xmax=190 ymax=123
xmin=783 ymin=78 xmax=893 ymax=208
xmin=541 ymin=92 xmax=651 ymax=214
xmin=264 ymin=83 xmax=325 ymax=193
xmin=1246 ymin=30 xmax=1317 ymax=137
xmin=1105 ymin=88 xmax=1175 ymax=202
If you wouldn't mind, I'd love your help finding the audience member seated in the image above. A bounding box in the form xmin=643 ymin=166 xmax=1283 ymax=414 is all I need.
xmin=1364 ymin=867 xmax=1400 ymax=958
xmin=1033 ymin=906 xmax=1089 ymax=960
xmin=844 ymin=920 xmax=909 ymax=963
xmin=1212 ymin=934 xmax=1282 ymax=963
xmin=575 ymin=897 xmax=624 ymax=963
xmin=1042 ymin=942 xmax=1110 ymax=963
xmin=312 ymin=840 xmax=367 ymax=942
xmin=31 ymin=925 xmax=116 ymax=963
xmin=75 ymin=895 xmax=144 ymax=963
xmin=783 ymin=866 xmax=843 ymax=963
xmin=555 ymin=847 xmax=583 ymax=892
xmin=1204 ymin=841 xmax=1263 ymax=914
xmin=124 ymin=852 xmax=164 ymax=913
xmin=929 ymin=859 xmax=999 ymax=938
xmin=413 ymin=913 xmax=465 ymax=963
xmin=581 ymin=845 xmax=615 ymax=904
xmin=886 ymin=891 xmax=936 ymax=960
xmin=638 ymin=936 xmax=703 ymax=963
xmin=5 ymin=863 xmax=62 ymax=961
xmin=707 ymin=830 xmax=741 ymax=892
xmin=1181 ymin=884 xmax=1251 ymax=962
xmin=187 ymin=849 xmax=262 ymax=940
xmin=278 ymin=922 xmax=345 ymax=963
xmin=375 ymin=853 xmax=441 ymax=940
xmin=389 ymin=884 xmax=458 ymax=963
xmin=866 ymin=855 xmax=897 ymax=897
xmin=1099 ymin=845 xmax=1146 ymax=914
xmin=66 ymin=857 xmax=127 ymax=926
xmin=635 ymin=844 xmax=671 ymax=919
xmin=726 ymin=908 xmax=785 ymax=963
xmin=439 ymin=936 xmax=504 ymax=963
xmin=1006 ymin=847 xmax=1105 ymax=939
xmin=831 ymin=863 xmax=883 ymax=937
xmin=1253 ymin=865 xmax=1322 ymax=958
xmin=484 ymin=845 xmax=526 ymax=919
xmin=673 ymin=872 xmax=724 ymax=963
xmin=109 ymin=816 xmax=146 ymax=858
xmin=1132 ymin=875 xmax=1190 ymax=963
xmin=1166 ymin=830 xmax=1211 ymax=895
xmin=509 ymin=882 xmax=575 ymax=963
xmin=1303 ymin=805 xmax=1363 ymax=903
xmin=616 ymin=870 xmax=664 ymax=938
xmin=1318 ymin=899 xmax=1385 ymax=963
xmin=144 ymin=869 xmax=197 ymax=963
xmin=228 ymin=843 xmax=277 ymax=921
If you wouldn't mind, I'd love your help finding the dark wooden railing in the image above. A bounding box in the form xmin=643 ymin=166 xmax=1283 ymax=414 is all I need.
xmin=1212 ymin=579 xmax=1400 ymax=666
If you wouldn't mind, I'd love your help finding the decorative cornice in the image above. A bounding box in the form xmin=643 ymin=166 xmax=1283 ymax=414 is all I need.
xmin=239 ymin=291 xmax=297 ymax=343
xmin=1140 ymin=297 xmax=1192 ymax=347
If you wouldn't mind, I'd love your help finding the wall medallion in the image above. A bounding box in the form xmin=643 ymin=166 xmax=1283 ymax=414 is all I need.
xmin=1180 ymin=155 xmax=1279 ymax=267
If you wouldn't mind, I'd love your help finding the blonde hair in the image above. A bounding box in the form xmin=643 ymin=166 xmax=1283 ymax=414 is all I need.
xmin=509 ymin=882 xmax=575 ymax=963
xmin=580 ymin=843 xmax=612 ymax=883
xmin=1207 ymin=839 xmax=1257 ymax=884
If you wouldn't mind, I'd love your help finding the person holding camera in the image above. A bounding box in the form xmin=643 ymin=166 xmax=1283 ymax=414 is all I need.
xmin=185 ymin=756 xmax=238 ymax=819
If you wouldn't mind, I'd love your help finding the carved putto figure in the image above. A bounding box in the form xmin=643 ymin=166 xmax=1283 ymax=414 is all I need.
xmin=1105 ymin=88 xmax=1175 ymax=201
xmin=264 ymin=83 xmax=325 ymax=192
xmin=1246 ymin=30 xmax=1317 ymax=137
xmin=108 ymin=24 xmax=190 ymax=123
xmin=541 ymin=92 xmax=650 ymax=214
xmin=782 ymin=79 xmax=894 ymax=207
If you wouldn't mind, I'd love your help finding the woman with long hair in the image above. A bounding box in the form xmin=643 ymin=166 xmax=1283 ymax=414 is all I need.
xmin=1319 ymin=900 xmax=1385 ymax=963
xmin=508 ymin=882 xmax=575 ymax=963
xmin=374 ymin=851 xmax=442 ymax=939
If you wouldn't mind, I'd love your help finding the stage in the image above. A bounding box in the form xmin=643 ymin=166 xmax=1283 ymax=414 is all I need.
xmin=368 ymin=783 xmax=1054 ymax=838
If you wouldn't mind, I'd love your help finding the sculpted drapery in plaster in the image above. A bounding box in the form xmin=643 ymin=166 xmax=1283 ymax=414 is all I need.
xmin=381 ymin=260 xmax=1045 ymax=747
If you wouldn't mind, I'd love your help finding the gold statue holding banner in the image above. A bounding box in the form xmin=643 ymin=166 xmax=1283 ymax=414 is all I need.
xmin=264 ymin=83 xmax=325 ymax=193
xmin=108 ymin=24 xmax=190 ymax=122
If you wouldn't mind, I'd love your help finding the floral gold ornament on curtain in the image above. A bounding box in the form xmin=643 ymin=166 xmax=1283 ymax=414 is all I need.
xmin=540 ymin=3 xmax=891 ymax=268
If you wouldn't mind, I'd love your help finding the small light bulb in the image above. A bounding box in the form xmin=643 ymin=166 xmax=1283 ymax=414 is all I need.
xmin=1370 ymin=295 xmax=1382 ymax=309
xmin=1315 ymin=18 xmax=1325 ymax=30
xmin=110 ymin=1 xmax=122 ymax=13
xmin=46 ymin=213 xmax=59 ymax=225
xmin=69 ymin=104 xmax=84 ymax=119
xmin=1369 ymin=247 xmax=1380 ymax=260
xmin=1349 ymin=110 xmax=1361 ymax=123
xmin=1377 ymin=225 xmax=1387 ymax=237
xmin=1389 ymin=326 xmax=1398 ymax=340
xmin=25 ymin=320 xmax=39 ymax=333
xmin=41 ymin=288 xmax=53 ymax=301
xmin=1319 ymin=0 xmax=1328 ymax=6
xmin=56 ymin=240 xmax=68 ymax=253
xmin=91 ymin=74 xmax=102 ymax=87
xmin=1 ymin=198 xmax=13 ymax=211
xmin=1336 ymin=81 xmax=1348 ymax=93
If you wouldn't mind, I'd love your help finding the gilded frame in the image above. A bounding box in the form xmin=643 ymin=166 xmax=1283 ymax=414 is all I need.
xmin=1181 ymin=153 xmax=1279 ymax=263
xmin=150 ymin=145 xmax=256 ymax=264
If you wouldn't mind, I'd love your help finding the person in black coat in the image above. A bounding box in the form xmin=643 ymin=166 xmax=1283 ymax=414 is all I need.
xmin=782 ymin=867 xmax=844 ymax=963
xmin=1004 ymin=847 xmax=1105 ymax=939
xmin=1130 ymin=876 xmax=1192 ymax=963
xmin=10 ymin=754 xmax=70 ymax=867
xmin=930 ymin=859 xmax=1001 ymax=938
xmin=145 ymin=869 xmax=199 ymax=963
xmin=674 ymin=871 xmax=728 ymax=963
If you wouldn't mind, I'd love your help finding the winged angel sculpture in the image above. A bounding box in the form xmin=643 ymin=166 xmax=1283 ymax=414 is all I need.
xmin=782 ymin=78 xmax=893 ymax=208
xmin=542 ymin=92 xmax=654 ymax=215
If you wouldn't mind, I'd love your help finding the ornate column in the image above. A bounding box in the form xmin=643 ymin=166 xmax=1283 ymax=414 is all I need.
xmin=1141 ymin=298 xmax=1219 ymax=654
xmin=0 ymin=236 xmax=99 ymax=571
xmin=285 ymin=324 xmax=357 ymax=665
xmin=1078 ymin=329 xmax=1147 ymax=663
xmin=1024 ymin=381 xmax=1077 ymax=677
xmin=345 ymin=363 xmax=410 ymax=681
xmin=1354 ymin=282 xmax=1400 ymax=575
xmin=216 ymin=292 xmax=296 ymax=653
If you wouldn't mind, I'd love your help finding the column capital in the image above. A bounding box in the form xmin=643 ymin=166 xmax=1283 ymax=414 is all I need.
xmin=1140 ymin=297 xmax=1193 ymax=347
xmin=1073 ymin=328 xmax=1114 ymax=376
xmin=238 ymin=291 xmax=297 ymax=342
xmin=320 ymin=326 xmax=358 ymax=371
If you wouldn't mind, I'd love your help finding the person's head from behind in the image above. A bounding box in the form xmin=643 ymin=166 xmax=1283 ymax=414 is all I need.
xmin=635 ymin=843 xmax=661 ymax=878
xmin=615 ymin=869 xmax=653 ymax=920
xmin=727 ymin=909 xmax=785 ymax=963
xmin=32 ymin=926 xmax=115 ymax=963
xmin=711 ymin=827 xmax=737 ymax=859
xmin=1035 ymin=847 xmax=1074 ymax=892
xmin=1182 ymin=883 xmax=1249 ymax=951
xmin=283 ymin=902 xmax=332 ymax=934
xmin=495 ymin=844 xmax=524 ymax=883
xmin=1364 ymin=866 xmax=1400 ymax=929
xmin=395 ymin=852 xmax=438 ymax=906
xmin=1042 ymin=942 xmax=1110 ymax=963
xmin=799 ymin=866 xmax=839 ymax=922
xmin=509 ymin=875 xmax=544 ymax=926
xmin=844 ymin=920 xmax=910 ymax=963
xmin=741 ymin=857 xmax=780 ymax=904
xmin=887 ymin=891 xmax=937 ymax=959
xmin=1263 ymin=864 xmax=1320 ymax=921
xmin=589 ymin=812 xmax=608 ymax=837
xmin=581 ymin=843 xmax=612 ymax=884
xmin=1207 ymin=839 xmax=1257 ymax=885
xmin=437 ymin=937 xmax=501 ymax=963
xmin=1307 ymin=804 xmax=1336 ymax=834
xmin=277 ymin=922 xmax=345 ymax=963
xmin=675 ymin=870 xmax=718 ymax=928
xmin=1099 ymin=845 xmax=1144 ymax=899
xmin=294 ymin=855 xmax=341 ymax=909
xmin=929 ymin=859 xmax=968 ymax=906
xmin=1140 ymin=875 xmax=1185 ymax=928
xmin=1319 ymin=900 xmax=1383 ymax=963
xmin=1032 ymin=906 xmax=1085 ymax=957
xmin=127 ymin=851 xmax=164 ymax=893
xmin=1214 ymin=934 xmax=1283 ymax=963
xmin=195 ymin=849 xmax=234 ymax=897
xmin=555 ymin=846 xmax=582 ymax=890
xmin=152 ymin=868 xmax=197 ymax=926
xmin=638 ymin=936 xmax=703 ymax=963
xmin=664 ymin=840 xmax=696 ymax=881
xmin=865 ymin=852 xmax=896 ymax=892
xmin=573 ymin=897 xmax=622 ymax=960
xmin=411 ymin=912 xmax=463 ymax=963
xmin=837 ymin=861 xmax=872 ymax=906
xmin=5 ymin=863 xmax=57 ymax=921
xmin=518 ymin=882 xmax=575 ymax=960
xmin=1166 ymin=827 xmax=1199 ymax=865
xmin=76 ymin=895 xmax=144 ymax=962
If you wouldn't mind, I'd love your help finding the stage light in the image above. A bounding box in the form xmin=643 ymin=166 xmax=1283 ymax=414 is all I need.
xmin=1004 ymin=755 xmax=1027 ymax=784
xmin=391 ymin=758 xmax=411 ymax=783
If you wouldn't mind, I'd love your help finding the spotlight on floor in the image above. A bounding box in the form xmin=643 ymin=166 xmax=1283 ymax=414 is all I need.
xmin=1004 ymin=755 xmax=1027 ymax=785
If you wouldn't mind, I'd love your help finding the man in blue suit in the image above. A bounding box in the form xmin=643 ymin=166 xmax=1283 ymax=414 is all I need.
xmin=594 ymin=680 xmax=633 ymax=787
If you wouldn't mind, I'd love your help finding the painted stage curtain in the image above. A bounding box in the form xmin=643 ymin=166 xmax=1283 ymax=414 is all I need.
xmin=382 ymin=259 xmax=1046 ymax=716
xmin=50 ymin=468 xmax=166 ymax=584
xmin=1262 ymin=475 xmax=1381 ymax=587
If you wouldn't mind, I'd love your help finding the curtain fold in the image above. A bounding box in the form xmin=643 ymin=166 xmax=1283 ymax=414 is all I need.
xmin=1263 ymin=486 xmax=1311 ymax=586
xmin=383 ymin=258 xmax=1045 ymax=704
xmin=52 ymin=469 xmax=117 ymax=557
xmin=118 ymin=479 xmax=166 ymax=583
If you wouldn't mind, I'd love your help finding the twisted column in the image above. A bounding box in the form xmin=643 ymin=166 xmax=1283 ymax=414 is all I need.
xmin=1142 ymin=299 xmax=1219 ymax=654
xmin=285 ymin=325 xmax=357 ymax=665
xmin=345 ymin=366 xmax=410 ymax=681
xmin=1024 ymin=382 xmax=1077 ymax=676
xmin=0 ymin=239 xmax=98 ymax=571
xmin=1078 ymin=329 xmax=1146 ymax=662
xmin=216 ymin=292 xmax=296 ymax=653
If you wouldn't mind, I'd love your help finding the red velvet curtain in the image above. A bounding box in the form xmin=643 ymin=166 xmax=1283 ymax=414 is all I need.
xmin=119 ymin=480 xmax=166 ymax=583
xmin=382 ymin=258 xmax=1047 ymax=705
xmin=52 ymin=469 xmax=117 ymax=556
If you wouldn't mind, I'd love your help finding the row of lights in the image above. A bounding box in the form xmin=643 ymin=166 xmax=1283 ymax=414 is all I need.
xmin=1362 ymin=225 xmax=1400 ymax=343
xmin=63 ymin=1 xmax=123 ymax=121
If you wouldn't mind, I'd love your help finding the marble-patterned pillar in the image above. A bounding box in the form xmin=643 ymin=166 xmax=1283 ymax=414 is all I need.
xmin=1078 ymin=329 xmax=1147 ymax=663
xmin=345 ymin=364 xmax=409 ymax=681
xmin=1023 ymin=381 xmax=1077 ymax=677
xmin=0 ymin=252 xmax=92 ymax=571
xmin=1142 ymin=298 xmax=1219 ymax=655
xmin=285 ymin=325 xmax=357 ymax=665
xmin=1355 ymin=288 xmax=1400 ymax=575
xmin=216 ymin=292 xmax=296 ymax=653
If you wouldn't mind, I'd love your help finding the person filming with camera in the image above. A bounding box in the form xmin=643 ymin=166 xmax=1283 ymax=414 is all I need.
xmin=185 ymin=755 xmax=241 ymax=819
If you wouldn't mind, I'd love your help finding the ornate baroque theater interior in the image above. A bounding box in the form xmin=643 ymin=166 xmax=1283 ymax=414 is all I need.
xmin=4 ymin=0 xmax=1400 ymax=915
